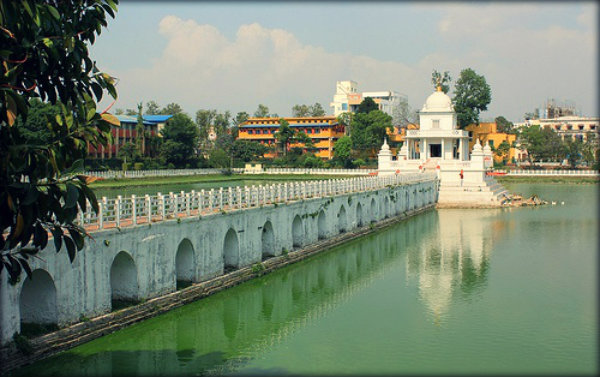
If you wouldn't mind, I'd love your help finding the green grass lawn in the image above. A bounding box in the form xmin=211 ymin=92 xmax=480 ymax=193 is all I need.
xmin=496 ymin=175 xmax=599 ymax=184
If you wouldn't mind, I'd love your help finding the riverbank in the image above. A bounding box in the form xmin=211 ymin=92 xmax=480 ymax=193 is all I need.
xmin=89 ymin=173 xmax=355 ymax=189
xmin=496 ymin=175 xmax=599 ymax=184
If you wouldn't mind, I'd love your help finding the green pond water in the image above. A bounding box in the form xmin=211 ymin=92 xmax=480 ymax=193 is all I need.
xmin=12 ymin=183 xmax=598 ymax=375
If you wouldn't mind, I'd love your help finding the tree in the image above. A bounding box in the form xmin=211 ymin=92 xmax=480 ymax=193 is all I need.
xmin=356 ymin=97 xmax=379 ymax=114
xmin=145 ymin=101 xmax=161 ymax=115
xmin=292 ymin=104 xmax=310 ymax=117
xmin=495 ymin=116 xmax=514 ymax=134
xmin=310 ymin=103 xmax=326 ymax=116
xmin=159 ymin=113 xmax=199 ymax=167
xmin=125 ymin=108 xmax=137 ymax=116
xmin=208 ymin=148 xmax=230 ymax=168
xmin=230 ymin=140 xmax=268 ymax=162
xmin=254 ymin=104 xmax=270 ymax=118
xmin=1 ymin=0 xmax=119 ymax=280
xmin=431 ymin=70 xmax=452 ymax=94
xmin=115 ymin=108 xmax=124 ymax=115
xmin=160 ymin=102 xmax=183 ymax=115
xmin=14 ymin=99 xmax=58 ymax=146
xmin=518 ymin=125 xmax=564 ymax=165
xmin=234 ymin=111 xmax=249 ymax=126
xmin=350 ymin=110 xmax=393 ymax=153
xmin=564 ymin=138 xmax=582 ymax=168
xmin=196 ymin=109 xmax=217 ymax=140
xmin=333 ymin=136 xmax=353 ymax=168
xmin=117 ymin=142 xmax=140 ymax=165
xmin=274 ymin=119 xmax=295 ymax=156
xmin=453 ymin=68 xmax=492 ymax=129
xmin=391 ymin=97 xmax=417 ymax=129
xmin=135 ymin=102 xmax=145 ymax=155
xmin=495 ymin=140 xmax=511 ymax=165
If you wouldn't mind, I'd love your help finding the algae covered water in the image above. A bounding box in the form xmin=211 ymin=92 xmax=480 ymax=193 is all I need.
xmin=12 ymin=183 xmax=598 ymax=375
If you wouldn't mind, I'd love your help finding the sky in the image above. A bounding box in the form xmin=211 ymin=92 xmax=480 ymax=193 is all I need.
xmin=91 ymin=1 xmax=598 ymax=122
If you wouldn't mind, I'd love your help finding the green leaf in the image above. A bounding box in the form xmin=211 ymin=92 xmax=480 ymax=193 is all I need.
xmin=70 ymin=229 xmax=85 ymax=250
xmin=51 ymin=227 xmax=63 ymax=252
xmin=69 ymin=159 xmax=84 ymax=174
xmin=33 ymin=223 xmax=48 ymax=250
xmin=47 ymin=5 xmax=60 ymax=20
xmin=22 ymin=186 xmax=39 ymax=205
xmin=80 ymin=184 xmax=99 ymax=214
xmin=64 ymin=236 xmax=76 ymax=263
xmin=65 ymin=183 xmax=79 ymax=208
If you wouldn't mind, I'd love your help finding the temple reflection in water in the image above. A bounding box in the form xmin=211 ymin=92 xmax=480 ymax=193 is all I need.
xmin=406 ymin=209 xmax=501 ymax=321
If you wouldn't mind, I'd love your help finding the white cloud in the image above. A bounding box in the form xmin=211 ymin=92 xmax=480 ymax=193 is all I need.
xmin=106 ymin=9 xmax=597 ymax=122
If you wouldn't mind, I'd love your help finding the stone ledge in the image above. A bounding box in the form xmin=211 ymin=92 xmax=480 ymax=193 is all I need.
xmin=0 ymin=204 xmax=435 ymax=374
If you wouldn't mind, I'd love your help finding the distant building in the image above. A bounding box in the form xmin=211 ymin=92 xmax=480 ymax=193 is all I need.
xmin=87 ymin=114 xmax=172 ymax=159
xmin=465 ymin=122 xmax=518 ymax=164
xmin=515 ymin=116 xmax=599 ymax=143
xmin=237 ymin=116 xmax=345 ymax=159
xmin=330 ymin=80 xmax=405 ymax=118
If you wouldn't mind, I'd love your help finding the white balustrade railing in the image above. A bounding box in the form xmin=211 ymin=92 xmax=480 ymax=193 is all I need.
xmin=85 ymin=167 xmax=375 ymax=179
xmin=78 ymin=173 xmax=437 ymax=232
xmin=502 ymin=169 xmax=599 ymax=176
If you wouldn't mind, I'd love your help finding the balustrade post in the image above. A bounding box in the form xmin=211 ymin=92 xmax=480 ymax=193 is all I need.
xmin=132 ymin=195 xmax=137 ymax=225
xmin=219 ymin=187 xmax=224 ymax=210
xmin=185 ymin=193 xmax=191 ymax=216
xmin=116 ymin=195 xmax=122 ymax=228
xmin=158 ymin=192 xmax=165 ymax=220
xmin=238 ymin=187 xmax=243 ymax=209
xmin=145 ymin=194 xmax=151 ymax=223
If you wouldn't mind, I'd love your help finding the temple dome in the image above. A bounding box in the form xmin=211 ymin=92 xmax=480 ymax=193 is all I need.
xmin=422 ymin=89 xmax=453 ymax=111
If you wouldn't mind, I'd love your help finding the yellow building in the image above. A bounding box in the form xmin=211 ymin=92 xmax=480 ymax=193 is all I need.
xmin=465 ymin=122 xmax=517 ymax=164
xmin=237 ymin=116 xmax=345 ymax=159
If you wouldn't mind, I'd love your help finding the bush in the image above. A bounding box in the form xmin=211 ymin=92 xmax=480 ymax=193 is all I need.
xmin=122 ymin=162 xmax=130 ymax=171
xmin=133 ymin=162 xmax=144 ymax=170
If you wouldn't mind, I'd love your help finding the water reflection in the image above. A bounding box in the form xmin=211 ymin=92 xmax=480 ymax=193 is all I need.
xmin=15 ymin=210 xmax=497 ymax=376
xmin=406 ymin=209 xmax=499 ymax=321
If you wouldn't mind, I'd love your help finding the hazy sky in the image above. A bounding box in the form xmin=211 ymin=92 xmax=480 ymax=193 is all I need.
xmin=91 ymin=1 xmax=598 ymax=122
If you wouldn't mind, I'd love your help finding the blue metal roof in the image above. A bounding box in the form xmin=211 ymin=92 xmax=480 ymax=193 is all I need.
xmin=116 ymin=114 xmax=173 ymax=125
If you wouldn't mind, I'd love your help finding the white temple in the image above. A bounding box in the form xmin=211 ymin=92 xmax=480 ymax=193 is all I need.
xmin=377 ymin=85 xmax=509 ymax=207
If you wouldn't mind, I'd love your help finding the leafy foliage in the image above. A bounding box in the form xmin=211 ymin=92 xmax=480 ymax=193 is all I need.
xmin=453 ymin=68 xmax=491 ymax=129
xmin=356 ymin=97 xmax=379 ymax=114
xmin=159 ymin=113 xmax=199 ymax=167
xmin=292 ymin=103 xmax=326 ymax=117
xmin=253 ymin=104 xmax=270 ymax=118
xmin=230 ymin=140 xmax=268 ymax=162
xmin=333 ymin=136 xmax=353 ymax=168
xmin=495 ymin=116 xmax=514 ymax=134
xmin=518 ymin=125 xmax=565 ymax=165
xmin=0 ymin=0 xmax=119 ymax=280
xmin=274 ymin=119 xmax=295 ymax=156
xmin=350 ymin=110 xmax=393 ymax=153
xmin=431 ymin=70 xmax=452 ymax=94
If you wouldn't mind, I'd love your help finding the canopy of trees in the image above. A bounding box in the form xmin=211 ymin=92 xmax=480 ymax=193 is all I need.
xmin=453 ymin=68 xmax=492 ymax=129
xmin=431 ymin=70 xmax=452 ymax=94
xmin=159 ymin=113 xmax=199 ymax=167
xmin=292 ymin=103 xmax=326 ymax=117
xmin=1 ymin=0 xmax=119 ymax=279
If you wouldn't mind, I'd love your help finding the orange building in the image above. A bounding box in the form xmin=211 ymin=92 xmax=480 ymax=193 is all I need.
xmin=465 ymin=122 xmax=517 ymax=163
xmin=237 ymin=116 xmax=345 ymax=159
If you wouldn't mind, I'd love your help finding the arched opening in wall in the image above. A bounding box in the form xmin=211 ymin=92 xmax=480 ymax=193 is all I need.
xmin=223 ymin=228 xmax=240 ymax=273
xmin=292 ymin=215 xmax=304 ymax=248
xmin=370 ymin=198 xmax=377 ymax=223
xmin=338 ymin=205 xmax=347 ymax=233
xmin=110 ymin=251 xmax=139 ymax=310
xmin=175 ymin=238 xmax=195 ymax=290
xmin=356 ymin=203 xmax=363 ymax=227
xmin=261 ymin=221 xmax=276 ymax=260
xmin=19 ymin=269 xmax=58 ymax=337
xmin=383 ymin=196 xmax=390 ymax=218
xmin=317 ymin=210 xmax=327 ymax=240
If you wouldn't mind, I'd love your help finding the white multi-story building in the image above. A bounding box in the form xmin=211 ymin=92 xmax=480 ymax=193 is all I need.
xmin=514 ymin=116 xmax=599 ymax=142
xmin=330 ymin=80 xmax=405 ymax=117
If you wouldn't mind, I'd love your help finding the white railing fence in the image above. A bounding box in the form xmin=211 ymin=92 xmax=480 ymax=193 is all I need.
xmin=84 ymin=167 xmax=375 ymax=179
xmin=78 ymin=173 xmax=437 ymax=232
xmin=500 ymin=169 xmax=599 ymax=176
